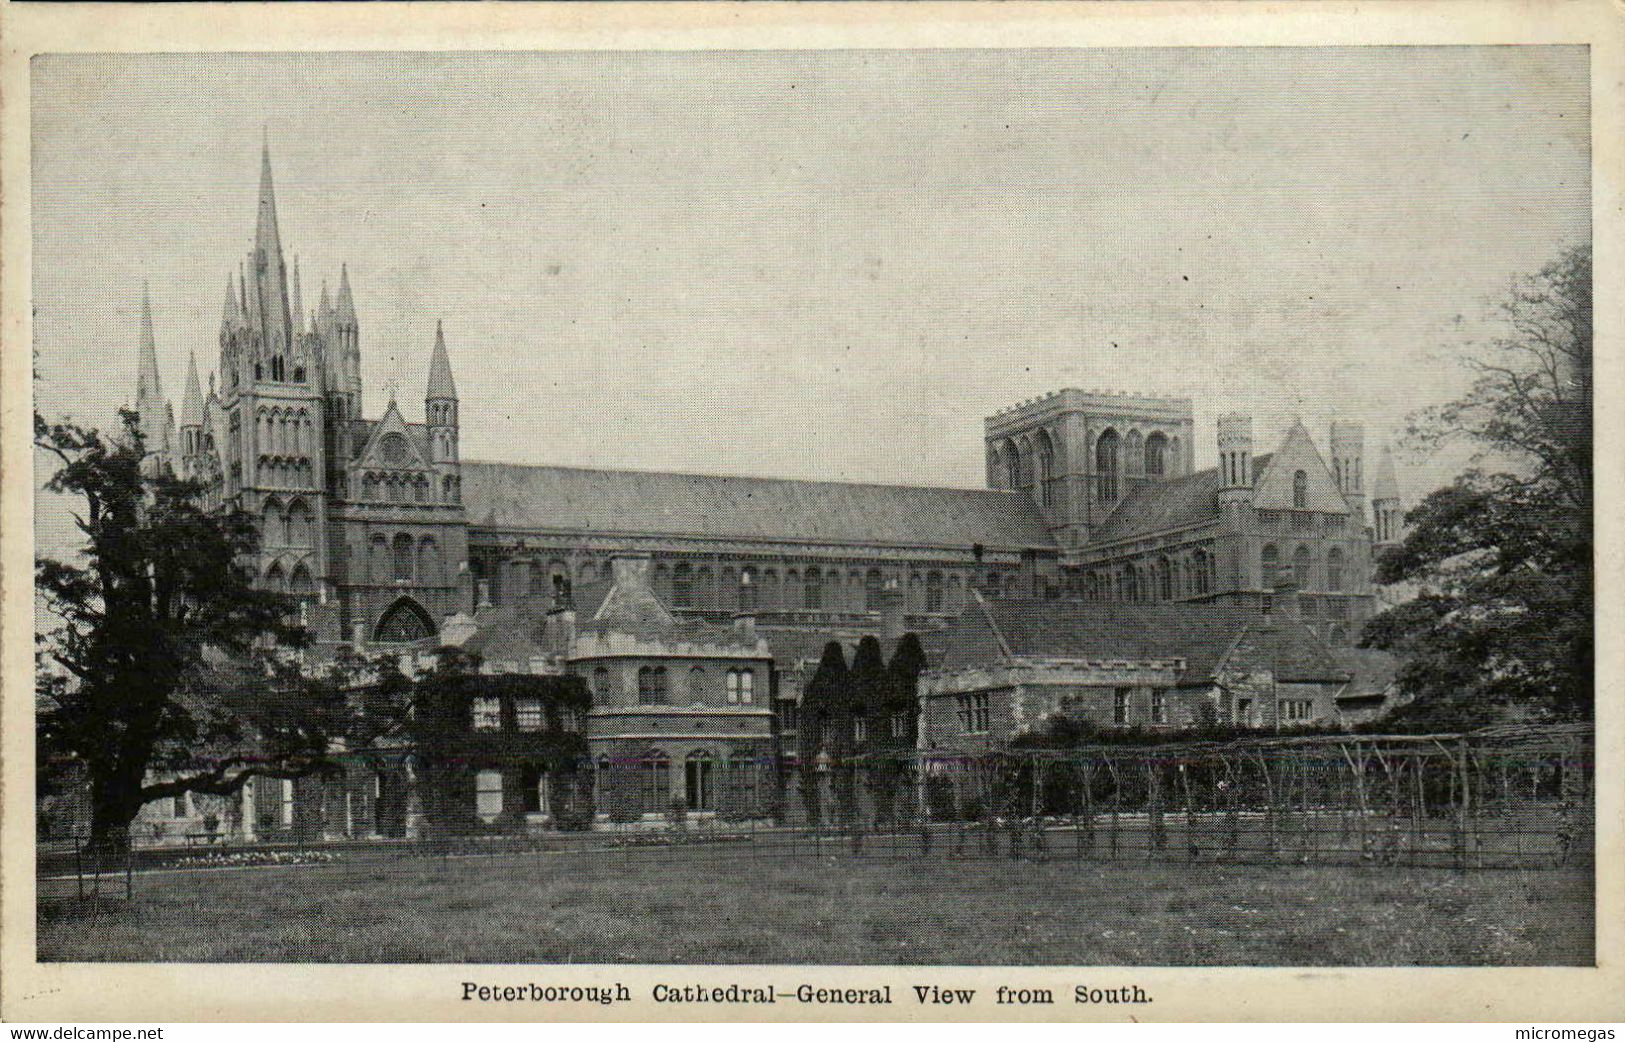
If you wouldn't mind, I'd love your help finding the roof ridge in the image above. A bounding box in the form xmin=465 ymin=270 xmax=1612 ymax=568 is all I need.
xmin=459 ymin=458 xmax=1030 ymax=497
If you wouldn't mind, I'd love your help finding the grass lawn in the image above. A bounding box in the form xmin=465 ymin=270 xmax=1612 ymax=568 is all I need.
xmin=37 ymin=847 xmax=1593 ymax=965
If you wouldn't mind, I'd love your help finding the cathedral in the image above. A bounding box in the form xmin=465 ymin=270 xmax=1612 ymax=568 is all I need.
xmin=134 ymin=144 xmax=1403 ymax=660
xmin=117 ymin=144 xmax=1409 ymax=837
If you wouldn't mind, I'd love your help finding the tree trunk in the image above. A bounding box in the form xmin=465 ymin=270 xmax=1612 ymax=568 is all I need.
xmin=87 ymin=762 xmax=146 ymax=857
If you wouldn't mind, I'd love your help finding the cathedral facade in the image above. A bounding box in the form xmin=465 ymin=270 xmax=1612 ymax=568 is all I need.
xmin=133 ymin=147 xmax=1405 ymax=661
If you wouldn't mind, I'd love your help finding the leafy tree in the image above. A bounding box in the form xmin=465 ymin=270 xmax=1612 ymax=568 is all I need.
xmin=795 ymin=641 xmax=848 ymax=825
xmin=1363 ymin=244 xmax=1591 ymax=726
xmin=35 ymin=410 xmax=373 ymax=850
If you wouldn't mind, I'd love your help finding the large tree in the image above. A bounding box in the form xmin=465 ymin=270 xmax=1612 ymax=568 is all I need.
xmin=1363 ymin=243 xmax=1592 ymax=726
xmin=35 ymin=410 xmax=370 ymax=849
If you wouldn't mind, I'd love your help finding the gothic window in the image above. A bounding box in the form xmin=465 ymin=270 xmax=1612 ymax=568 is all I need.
xmin=1326 ymin=548 xmax=1345 ymax=592
xmin=1192 ymin=549 xmax=1212 ymax=596
xmin=417 ymin=536 xmax=438 ymax=584
xmin=1293 ymin=545 xmax=1313 ymax=590
xmin=1261 ymin=544 xmax=1280 ymax=589
xmin=1145 ymin=433 xmax=1168 ymax=478
xmin=695 ymin=566 xmax=713 ymax=609
xmin=442 ymin=476 xmax=454 ymax=501
xmin=672 ymin=563 xmax=694 ymax=608
xmin=1003 ymin=439 xmax=1021 ymax=491
xmin=718 ymin=567 xmax=737 ymax=611
xmin=1036 ymin=430 xmax=1057 ymax=506
xmin=262 ymin=497 xmax=284 ymax=545
xmin=684 ymin=751 xmax=714 ymax=812
xmin=1156 ymin=556 xmax=1173 ymax=601
xmin=738 ymin=567 xmax=758 ymax=612
xmin=1293 ymin=470 xmax=1308 ymax=510
xmin=392 ymin=533 xmax=414 ymax=581
xmin=380 ymin=434 xmax=408 ymax=466
xmin=1125 ymin=565 xmax=1142 ymax=603
xmin=264 ymin=561 xmax=286 ymax=593
xmin=1017 ymin=436 xmax=1035 ymax=490
xmin=637 ymin=666 xmax=667 ymax=705
xmin=375 ymin=599 xmax=435 ymax=644
xmin=529 ymin=562 xmax=546 ymax=597
xmin=286 ymin=498 xmax=312 ymax=546
xmin=1125 ymin=430 xmax=1144 ymax=477
xmin=370 ymin=534 xmax=387 ymax=582
xmin=926 ymin=571 xmax=944 ymax=613
xmin=1095 ymin=429 xmax=1121 ymax=503
xmin=580 ymin=561 xmax=598 ymax=587
xmin=865 ymin=569 xmax=884 ymax=610
xmin=803 ymin=567 xmax=822 ymax=610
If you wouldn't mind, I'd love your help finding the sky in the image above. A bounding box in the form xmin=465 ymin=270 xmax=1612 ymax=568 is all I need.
xmin=31 ymin=47 xmax=1590 ymax=553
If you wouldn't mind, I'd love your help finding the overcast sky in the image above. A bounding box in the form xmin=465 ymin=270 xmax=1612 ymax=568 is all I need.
xmin=32 ymin=47 xmax=1589 ymax=552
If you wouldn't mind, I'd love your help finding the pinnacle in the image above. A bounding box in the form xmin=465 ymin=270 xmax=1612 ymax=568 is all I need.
xmin=426 ymin=319 xmax=457 ymax=401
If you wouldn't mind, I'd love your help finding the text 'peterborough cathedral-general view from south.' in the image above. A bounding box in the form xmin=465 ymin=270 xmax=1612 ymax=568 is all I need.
xmin=114 ymin=140 xmax=1410 ymax=841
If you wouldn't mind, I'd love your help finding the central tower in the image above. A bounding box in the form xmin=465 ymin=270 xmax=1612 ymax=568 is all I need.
xmin=984 ymin=390 xmax=1195 ymax=549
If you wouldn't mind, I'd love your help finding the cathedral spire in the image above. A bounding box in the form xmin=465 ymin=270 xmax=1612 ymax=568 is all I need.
xmin=136 ymin=283 xmax=163 ymax=404
xmin=255 ymin=135 xmax=283 ymax=265
xmin=426 ymin=320 xmax=457 ymax=401
xmin=335 ymin=263 xmax=357 ymax=327
xmin=179 ymin=351 xmax=205 ymax=429
xmin=290 ymin=256 xmax=304 ymax=337
xmin=220 ymin=272 xmax=240 ymax=331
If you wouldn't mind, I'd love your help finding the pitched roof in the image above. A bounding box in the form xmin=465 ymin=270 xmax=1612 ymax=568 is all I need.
xmin=460 ymin=462 xmax=1057 ymax=550
xmin=1371 ymin=445 xmax=1401 ymax=502
xmin=1088 ymin=455 xmax=1271 ymax=546
xmin=936 ymin=597 xmax=1349 ymax=685
xmin=426 ymin=321 xmax=457 ymax=400
xmin=1253 ymin=421 xmax=1350 ymax=514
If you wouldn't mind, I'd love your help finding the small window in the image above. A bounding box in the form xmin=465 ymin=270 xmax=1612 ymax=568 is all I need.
xmin=726 ymin=671 xmax=740 ymax=704
xmin=472 ymin=696 xmax=501 ymax=731
xmin=1293 ymin=469 xmax=1308 ymax=510
xmin=739 ymin=669 xmax=754 ymax=704
xmin=1113 ymin=687 xmax=1131 ymax=726
xmin=515 ymin=697 xmax=543 ymax=732
xmin=475 ymin=770 xmax=503 ymax=822
xmin=777 ymin=699 xmax=799 ymax=732
xmin=593 ymin=666 xmax=611 ymax=701
xmin=1150 ymin=689 xmax=1167 ymax=725
xmin=853 ymin=716 xmax=867 ymax=743
xmin=1279 ymin=698 xmax=1314 ymax=723
xmin=971 ymin=693 xmax=990 ymax=733
xmin=890 ymin=712 xmax=910 ymax=740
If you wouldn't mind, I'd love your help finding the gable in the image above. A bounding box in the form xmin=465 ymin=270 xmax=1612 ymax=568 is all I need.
xmin=357 ymin=402 xmax=431 ymax=471
xmin=1253 ymin=426 xmax=1349 ymax=513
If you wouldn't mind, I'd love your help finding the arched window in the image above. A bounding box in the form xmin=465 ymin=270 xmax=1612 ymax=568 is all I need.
xmin=685 ymin=750 xmax=715 ymax=812
xmin=865 ymin=569 xmax=884 ymax=610
xmin=1171 ymin=557 xmax=1184 ymax=598
xmin=926 ymin=571 xmax=944 ymax=613
xmin=289 ymin=563 xmax=315 ymax=598
xmin=726 ymin=670 xmax=739 ymax=704
xmin=672 ymin=563 xmax=693 ymax=608
xmin=1156 ymin=556 xmax=1173 ymax=601
xmin=761 ymin=568 xmax=779 ymax=609
xmin=417 ymin=536 xmax=438 ymax=584
xmin=264 ymin=561 xmax=286 ymax=593
xmin=738 ymin=669 xmax=755 ymax=704
xmin=738 ymin=567 xmax=758 ymax=612
xmin=803 ymin=567 xmax=822 ymax=610
xmin=1036 ymin=430 xmax=1057 ymax=506
xmin=1125 ymin=565 xmax=1142 ymax=603
xmin=370 ymin=534 xmax=387 ymax=582
xmin=1017 ymin=436 xmax=1035 ymax=490
xmin=579 ymin=561 xmax=598 ymax=587
xmin=1145 ymin=433 xmax=1168 ymax=478
xmin=1326 ymin=548 xmax=1345 ymax=592
xmin=1095 ymin=429 xmax=1121 ymax=503
xmin=695 ymin=566 xmax=713 ymax=609
xmin=1125 ymin=430 xmax=1144 ymax=477
xmin=1293 ymin=545 xmax=1313 ymax=589
xmin=375 ymin=598 xmax=435 ymax=644
xmin=593 ymin=666 xmax=612 ymax=701
xmin=262 ymin=496 xmax=284 ymax=545
xmin=1003 ymin=439 xmax=1021 ymax=491
xmin=284 ymin=497 xmax=308 ymax=546
xmin=638 ymin=667 xmax=656 ymax=705
xmin=1192 ymin=549 xmax=1211 ymax=596
xmin=1261 ymin=544 xmax=1280 ymax=589
xmin=641 ymin=750 xmax=671 ymax=816
xmin=392 ymin=533 xmax=414 ymax=581
xmin=1293 ymin=469 xmax=1308 ymax=510
xmin=688 ymin=666 xmax=706 ymax=702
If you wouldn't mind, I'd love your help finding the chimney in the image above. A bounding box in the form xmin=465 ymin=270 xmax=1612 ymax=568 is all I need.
xmin=875 ymin=577 xmax=907 ymax=641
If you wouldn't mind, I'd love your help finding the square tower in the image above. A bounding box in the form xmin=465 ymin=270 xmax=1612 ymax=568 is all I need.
xmin=984 ymin=389 xmax=1195 ymax=549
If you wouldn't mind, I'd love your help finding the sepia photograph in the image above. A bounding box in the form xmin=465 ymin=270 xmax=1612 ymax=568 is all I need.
xmin=18 ymin=36 xmax=1600 ymax=991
